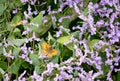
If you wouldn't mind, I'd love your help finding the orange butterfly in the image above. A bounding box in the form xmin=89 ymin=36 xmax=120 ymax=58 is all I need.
xmin=42 ymin=42 xmax=58 ymax=57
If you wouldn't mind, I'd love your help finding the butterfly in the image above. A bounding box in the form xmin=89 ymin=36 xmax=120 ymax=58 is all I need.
xmin=42 ymin=42 xmax=58 ymax=57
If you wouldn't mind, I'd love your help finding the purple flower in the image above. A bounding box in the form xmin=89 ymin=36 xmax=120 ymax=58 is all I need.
xmin=58 ymin=4 xmax=64 ymax=12
xmin=96 ymin=20 xmax=104 ymax=27
xmin=4 ymin=73 xmax=9 ymax=81
xmin=93 ymin=4 xmax=99 ymax=11
xmin=28 ymin=5 xmax=32 ymax=16
xmin=21 ymin=44 xmax=28 ymax=54
xmin=33 ymin=10 xmax=38 ymax=15
xmin=58 ymin=16 xmax=71 ymax=22
xmin=54 ymin=0 xmax=57 ymax=4
xmin=42 ymin=62 xmax=59 ymax=76
xmin=65 ymin=0 xmax=73 ymax=8
xmin=39 ymin=53 xmax=46 ymax=59
xmin=12 ymin=9 xmax=18 ymax=14
xmin=28 ymin=47 xmax=33 ymax=54
xmin=73 ymin=2 xmax=81 ymax=16
xmin=18 ymin=70 xmax=26 ymax=81
xmin=30 ymin=23 xmax=39 ymax=27
xmin=92 ymin=71 xmax=103 ymax=79
xmin=30 ymin=0 xmax=36 ymax=5
xmin=105 ymin=59 xmax=113 ymax=65
xmin=22 ymin=20 xmax=28 ymax=25
xmin=41 ymin=10 xmax=45 ymax=15
xmin=3 ymin=38 xmax=9 ymax=48
xmin=20 ymin=0 xmax=28 ymax=4
xmin=106 ymin=0 xmax=113 ymax=7
xmin=59 ymin=71 xmax=73 ymax=80
xmin=19 ymin=54 xmax=32 ymax=64
xmin=110 ymin=36 xmax=119 ymax=44
xmin=107 ymin=70 xmax=113 ymax=81
xmin=61 ymin=57 xmax=73 ymax=64
xmin=110 ymin=12 xmax=118 ymax=24
xmin=114 ymin=69 xmax=120 ymax=72
xmin=32 ymin=32 xmax=40 ymax=42
xmin=48 ymin=6 xmax=51 ymax=14
xmin=31 ymin=72 xmax=43 ymax=81
xmin=54 ymin=74 xmax=59 ymax=81
xmin=114 ymin=48 xmax=120 ymax=54
xmin=100 ymin=0 xmax=107 ymax=6
xmin=51 ymin=16 xmax=57 ymax=22
xmin=105 ymin=48 xmax=113 ymax=58
xmin=3 ymin=48 xmax=14 ymax=59
xmin=87 ymin=14 xmax=96 ymax=35
xmin=24 ymin=11 xmax=30 ymax=19
xmin=56 ymin=26 xmax=63 ymax=37
xmin=74 ymin=45 xmax=83 ymax=57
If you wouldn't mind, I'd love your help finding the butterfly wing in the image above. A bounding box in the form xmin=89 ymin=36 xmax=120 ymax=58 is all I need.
xmin=42 ymin=42 xmax=51 ymax=55
xmin=42 ymin=42 xmax=58 ymax=57
xmin=47 ymin=49 xmax=58 ymax=57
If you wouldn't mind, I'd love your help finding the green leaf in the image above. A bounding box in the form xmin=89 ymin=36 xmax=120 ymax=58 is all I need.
xmin=10 ymin=58 xmax=23 ymax=74
xmin=0 ymin=0 xmax=6 ymax=4
xmin=0 ymin=55 xmax=6 ymax=61
xmin=0 ymin=3 xmax=7 ymax=16
xmin=0 ymin=61 xmax=7 ymax=70
xmin=51 ymin=16 xmax=57 ymax=29
xmin=11 ymin=14 xmax=21 ymax=27
xmin=51 ymin=53 xmax=59 ymax=63
xmin=48 ymin=32 xmax=54 ymax=41
xmin=0 ymin=46 xmax=3 ymax=55
xmin=0 ymin=17 xmax=5 ymax=23
xmin=13 ymin=28 xmax=21 ymax=37
xmin=30 ymin=12 xmax=43 ymax=32
xmin=57 ymin=35 xmax=70 ymax=44
xmin=66 ymin=43 xmax=74 ymax=51
xmin=0 ymin=68 xmax=5 ymax=75
xmin=13 ymin=47 xmax=21 ymax=57
xmin=62 ymin=47 xmax=73 ymax=61
xmin=82 ymin=7 xmax=88 ymax=16
xmin=71 ymin=31 xmax=80 ymax=39
xmin=38 ymin=43 xmax=42 ymax=56
xmin=117 ymin=71 xmax=120 ymax=81
xmin=6 ymin=22 xmax=13 ymax=31
xmin=97 ymin=64 xmax=110 ymax=79
xmin=29 ymin=54 xmax=40 ymax=66
xmin=73 ymin=70 xmax=78 ymax=77
xmin=13 ymin=0 xmax=22 ymax=7
xmin=34 ymin=65 xmax=40 ymax=74
xmin=60 ymin=19 xmax=70 ymax=28
xmin=21 ymin=62 xmax=31 ymax=69
xmin=88 ymin=39 xmax=100 ymax=50
xmin=8 ymin=39 xmax=27 ymax=46
xmin=57 ymin=35 xmax=75 ymax=51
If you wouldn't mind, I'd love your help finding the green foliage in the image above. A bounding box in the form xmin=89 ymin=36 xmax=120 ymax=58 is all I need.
xmin=13 ymin=47 xmax=21 ymax=57
xmin=88 ymin=39 xmax=100 ymax=50
xmin=9 ymin=58 xmax=24 ymax=74
xmin=0 ymin=0 xmax=7 ymax=16
xmin=0 ymin=61 xmax=7 ymax=70
xmin=11 ymin=14 xmax=22 ymax=27
xmin=30 ymin=12 xmax=43 ymax=32
xmin=8 ymin=39 xmax=27 ymax=47
xmin=29 ymin=54 xmax=41 ymax=66
xmin=0 ymin=68 xmax=5 ymax=75
xmin=57 ymin=36 xmax=70 ymax=44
